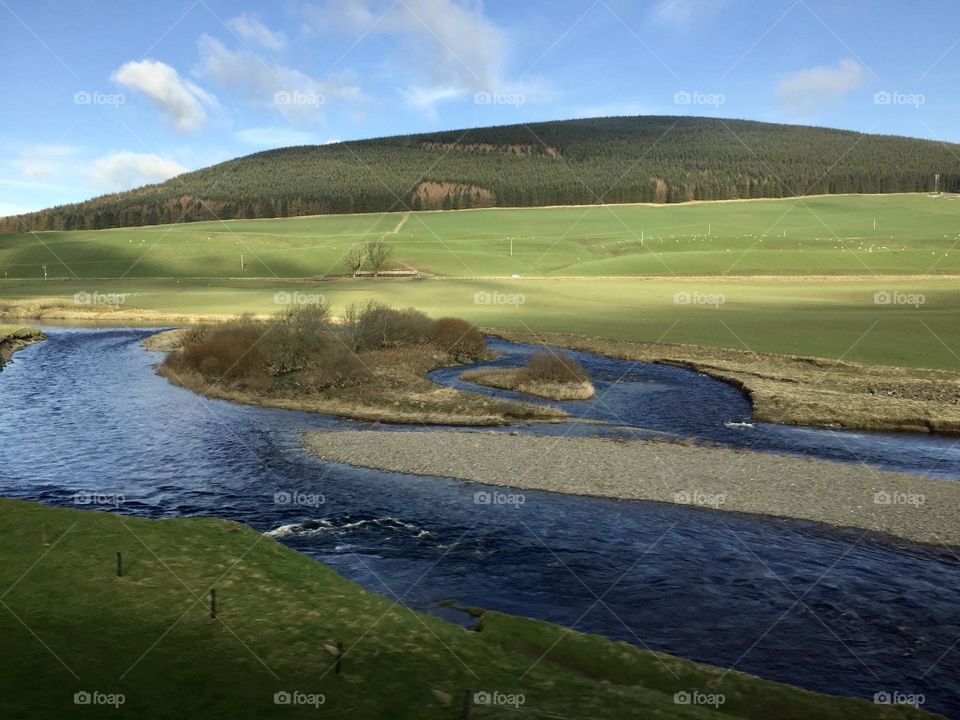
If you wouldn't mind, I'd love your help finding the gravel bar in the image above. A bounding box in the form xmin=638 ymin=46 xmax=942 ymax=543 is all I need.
xmin=304 ymin=429 xmax=960 ymax=548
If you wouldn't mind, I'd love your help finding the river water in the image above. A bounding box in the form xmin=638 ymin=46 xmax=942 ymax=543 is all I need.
xmin=1 ymin=328 xmax=957 ymax=716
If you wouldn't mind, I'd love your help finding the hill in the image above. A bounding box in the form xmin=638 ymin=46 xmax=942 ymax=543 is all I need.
xmin=4 ymin=116 xmax=959 ymax=232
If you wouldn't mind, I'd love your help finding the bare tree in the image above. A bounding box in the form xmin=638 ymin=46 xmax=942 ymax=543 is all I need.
xmin=342 ymin=244 xmax=365 ymax=276
xmin=365 ymin=240 xmax=393 ymax=277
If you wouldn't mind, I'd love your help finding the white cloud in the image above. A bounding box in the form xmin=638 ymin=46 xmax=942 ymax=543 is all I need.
xmin=652 ymin=0 xmax=732 ymax=26
xmin=111 ymin=60 xmax=217 ymax=132
xmin=227 ymin=13 xmax=287 ymax=50
xmin=89 ymin=152 xmax=187 ymax=191
xmin=776 ymin=58 xmax=866 ymax=116
xmin=197 ymin=35 xmax=361 ymax=123
xmin=304 ymin=0 xmax=539 ymax=114
xmin=235 ymin=127 xmax=321 ymax=146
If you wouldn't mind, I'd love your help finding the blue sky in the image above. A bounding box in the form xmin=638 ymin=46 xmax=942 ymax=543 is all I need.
xmin=1 ymin=0 xmax=958 ymax=213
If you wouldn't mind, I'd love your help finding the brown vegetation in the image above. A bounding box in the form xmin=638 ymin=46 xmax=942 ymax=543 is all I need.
xmin=156 ymin=303 xmax=563 ymax=425
xmin=462 ymin=351 xmax=595 ymax=400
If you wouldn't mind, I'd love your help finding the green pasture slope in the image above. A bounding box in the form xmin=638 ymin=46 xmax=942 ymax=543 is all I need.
xmin=2 ymin=193 xmax=959 ymax=370
xmin=0 ymin=499 xmax=936 ymax=719
xmin=2 ymin=194 xmax=959 ymax=279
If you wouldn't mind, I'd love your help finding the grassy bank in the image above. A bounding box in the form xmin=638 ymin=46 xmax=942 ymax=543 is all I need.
xmin=0 ymin=325 xmax=45 ymax=368
xmin=0 ymin=499 xmax=936 ymax=718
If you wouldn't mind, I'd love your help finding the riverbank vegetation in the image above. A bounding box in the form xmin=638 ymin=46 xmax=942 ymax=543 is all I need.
xmin=462 ymin=351 xmax=595 ymax=400
xmin=0 ymin=325 xmax=44 ymax=369
xmin=156 ymin=302 xmax=561 ymax=425
xmin=0 ymin=498 xmax=935 ymax=718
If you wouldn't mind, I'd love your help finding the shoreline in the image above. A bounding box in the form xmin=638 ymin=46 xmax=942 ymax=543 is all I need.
xmin=0 ymin=326 xmax=45 ymax=369
xmin=304 ymin=429 xmax=960 ymax=549
xmin=494 ymin=330 xmax=960 ymax=436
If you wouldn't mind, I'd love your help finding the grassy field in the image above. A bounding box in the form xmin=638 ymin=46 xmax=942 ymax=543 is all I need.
xmin=0 ymin=499 xmax=934 ymax=719
xmin=2 ymin=194 xmax=960 ymax=279
xmin=2 ymin=276 xmax=958 ymax=370
xmin=2 ymin=193 xmax=959 ymax=371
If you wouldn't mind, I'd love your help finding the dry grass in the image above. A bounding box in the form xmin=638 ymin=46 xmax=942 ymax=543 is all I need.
xmin=461 ymin=367 xmax=595 ymax=400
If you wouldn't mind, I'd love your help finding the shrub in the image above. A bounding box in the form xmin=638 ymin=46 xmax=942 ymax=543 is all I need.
xmin=432 ymin=317 xmax=486 ymax=362
xmin=524 ymin=351 xmax=589 ymax=383
xmin=263 ymin=303 xmax=331 ymax=375
xmin=168 ymin=317 xmax=270 ymax=386
xmin=342 ymin=301 xmax=434 ymax=351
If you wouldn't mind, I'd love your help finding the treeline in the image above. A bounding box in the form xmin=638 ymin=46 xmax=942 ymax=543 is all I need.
xmin=5 ymin=116 xmax=960 ymax=232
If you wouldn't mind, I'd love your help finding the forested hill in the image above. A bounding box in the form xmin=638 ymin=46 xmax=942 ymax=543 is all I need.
xmin=5 ymin=116 xmax=960 ymax=232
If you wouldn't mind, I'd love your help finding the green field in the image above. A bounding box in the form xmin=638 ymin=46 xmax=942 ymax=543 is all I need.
xmin=2 ymin=276 xmax=958 ymax=370
xmin=2 ymin=193 xmax=959 ymax=371
xmin=0 ymin=499 xmax=932 ymax=719
xmin=3 ymin=194 xmax=960 ymax=279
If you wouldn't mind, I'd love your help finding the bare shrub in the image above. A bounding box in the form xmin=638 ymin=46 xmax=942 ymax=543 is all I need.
xmin=432 ymin=317 xmax=486 ymax=362
xmin=264 ymin=303 xmax=331 ymax=375
xmin=342 ymin=301 xmax=434 ymax=351
xmin=524 ymin=351 xmax=589 ymax=383
xmin=169 ymin=316 xmax=269 ymax=386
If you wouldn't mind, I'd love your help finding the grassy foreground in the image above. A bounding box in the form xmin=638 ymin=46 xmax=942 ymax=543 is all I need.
xmin=0 ymin=499 xmax=934 ymax=719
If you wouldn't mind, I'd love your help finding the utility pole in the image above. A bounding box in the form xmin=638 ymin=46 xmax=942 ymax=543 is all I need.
xmin=640 ymin=230 xmax=644 ymax=247
xmin=509 ymin=238 xmax=513 ymax=257
xmin=935 ymin=173 xmax=941 ymax=195
xmin=42 ymin=264 xmax=47 ymax=280
xmin=240 ymin=253 xmax=245 ymax=272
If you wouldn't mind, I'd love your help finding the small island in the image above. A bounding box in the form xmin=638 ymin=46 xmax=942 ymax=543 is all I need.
xmin=153 ymin=302 xmax=564 ymax=425
xmin=461 ymin=350 xmax=595 ymax=400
